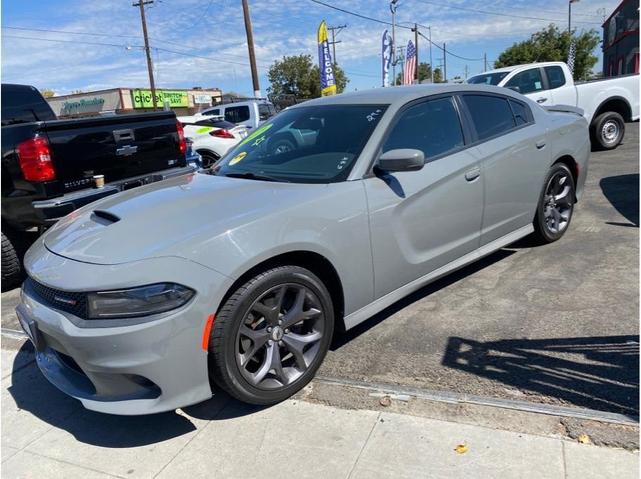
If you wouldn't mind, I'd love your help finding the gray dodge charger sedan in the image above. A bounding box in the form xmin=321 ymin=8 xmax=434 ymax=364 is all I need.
xmin=18 ymin=85 xmax=590 ymax=414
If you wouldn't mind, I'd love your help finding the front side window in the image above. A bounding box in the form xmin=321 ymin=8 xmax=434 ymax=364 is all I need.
xmin=545 ymin=66 xmax=566 ymax=89
xmin=505 ymin=68 xmax=545 ymax=94
xmin=225 ymin=106 xmax=250 ymax=123
xmin=462 ymin=95 xmax=516 ymax=141
xmin=383 ymin=97 xmax=464 ymax=160
xmin=214 ymin=104 xmax=387 ymax=183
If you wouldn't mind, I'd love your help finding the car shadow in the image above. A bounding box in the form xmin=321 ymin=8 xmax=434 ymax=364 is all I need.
xmin=331 ymin=248 xmax=515 ymax=350
xmin=7 ymin=341 xmax=269 ymax=448
xmin=600 ymin=173 xmax=639 ymax=227
xmin=441 ymin=335 xmax=639 ymax=418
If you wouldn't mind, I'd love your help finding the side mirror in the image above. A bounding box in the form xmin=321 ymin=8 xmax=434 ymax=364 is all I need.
xmin=507 ymin=85 xmax=521 ymax=93
xmin=376 ymin=149 xmax=425 ymax=172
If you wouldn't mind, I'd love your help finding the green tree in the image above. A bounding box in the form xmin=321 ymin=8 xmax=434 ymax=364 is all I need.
xmin=495 ymin=25 xmax=600 ymax=80
xmin=267 ymin=54 xmax=348 ymax=99
xmin=40 ymin=88 xmax=55 ymax=98
xmin=394 ymin=62 xmax=443 ymax=84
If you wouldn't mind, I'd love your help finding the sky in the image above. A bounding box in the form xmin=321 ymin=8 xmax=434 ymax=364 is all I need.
xmin=1 ymin=0 xmax=621 ymax=97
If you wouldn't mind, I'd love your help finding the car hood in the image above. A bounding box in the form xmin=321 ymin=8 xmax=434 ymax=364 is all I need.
xmin=43 ymin=172 xmax=329 ymax=267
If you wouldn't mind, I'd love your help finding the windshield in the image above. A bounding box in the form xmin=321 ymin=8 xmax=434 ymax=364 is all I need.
xmin=214 ymin=104 xmax=387 ymax=183
xmin=467 ymin=72 xmax=510 ymax=85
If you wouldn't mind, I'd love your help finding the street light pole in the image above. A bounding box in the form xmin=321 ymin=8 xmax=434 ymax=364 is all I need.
xmin=428 ymin=26 xmax=433 ymax=83
xmin=390 ymin=0 xmax=399 ymax=85
xmin=568 ymin=0 xmax=580 ymax=34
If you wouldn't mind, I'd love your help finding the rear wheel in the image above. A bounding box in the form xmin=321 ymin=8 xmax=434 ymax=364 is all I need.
xmin=2 ymin=231 xmax=23 ymax=290
xmin=532 ymin=163 xmax=576 ymax=244
xmin=591 ymin=111 xmax=625 ymax=150
xmin=209 ymin=266 xmax=334 ymax=405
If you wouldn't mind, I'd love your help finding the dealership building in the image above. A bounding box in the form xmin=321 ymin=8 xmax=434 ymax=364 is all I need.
xmin=602 ymin=0 xmax=639 ymax=76
xmin=47 ymin=87 xmax=223 ymax=118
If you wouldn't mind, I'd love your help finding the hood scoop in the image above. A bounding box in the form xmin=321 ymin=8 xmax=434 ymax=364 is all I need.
xmin=91 ymin=209 xmax=121 ymax=225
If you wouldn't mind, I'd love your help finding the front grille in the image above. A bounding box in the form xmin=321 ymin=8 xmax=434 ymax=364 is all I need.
xmin=26 ymin=278 xmax=88 ymax=319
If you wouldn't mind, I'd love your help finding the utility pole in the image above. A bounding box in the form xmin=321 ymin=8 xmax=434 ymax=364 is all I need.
xmin=242 ymin=0 xmax=261 ymax=98
xmin=397 ymin=45 xmax=406 ymax=84
xmin=443 ymin=42 xmax=447 ymax=82
xmin=133 ymin=0 xmax=157 ymax=109
xmin=413 ymin=23 xmax=419 ymax=84
xmin=484 ymin=52 xmax=487 ymax=71
xmin=328 ymin=24 xmax=346 ymax=64
xmin=390 ymin=0 xmax=399 ymax=85
xmin=464 ymin=65 xmax=469 ymax=79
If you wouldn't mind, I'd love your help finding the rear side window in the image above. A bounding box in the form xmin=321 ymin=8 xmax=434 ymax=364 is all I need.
xmin=383 ymin=97 xmax=464 ymax=160
xmin=509 ymin=99 xmax=532 ymax=126
xmin=505 ymin=68 xmax=544 ymax=94
xmin=462 ymin=95 xmax=516 ymax=141
xmin=225 ymin=105 xmax=250 ymax=123
xmin=545 ymin=66 xmax=566 ymax=89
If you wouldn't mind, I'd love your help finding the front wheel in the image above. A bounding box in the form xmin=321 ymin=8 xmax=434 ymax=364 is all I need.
xmin=209 ymin=266 xmax=334 ymax=405
xmin=591 ymin=111 xmax=625 ymax=150
xmin=532 ymin=163 xmax=576 ymax=244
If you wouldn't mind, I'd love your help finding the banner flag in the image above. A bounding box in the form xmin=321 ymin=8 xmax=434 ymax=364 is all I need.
xmin=382 ymin=30 xmax=392 ymax=87
xmin=567 ymin=40 xmax=576 ymax=77
xmin=317 ymin=20 xmax=337 ymax=96
xmin=403 ymin=40 xmax=416 ymax=85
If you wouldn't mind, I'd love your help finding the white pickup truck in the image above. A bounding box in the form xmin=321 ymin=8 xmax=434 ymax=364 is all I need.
xmin=468 ymin=61 xmax=639 ymax=150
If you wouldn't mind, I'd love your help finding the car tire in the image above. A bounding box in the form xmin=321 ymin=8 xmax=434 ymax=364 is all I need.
xmin=209 ymin=265 xmax=334 ymax=405
xmin=591 ymin=111 xmax=625 ymax=151
xmin=197 ymin=150 xmax=220 ymax=169
xmin=2 ymin=231 xmax=23 ymax=290
xmin=532 ymin=163 xmax=576 ymax=244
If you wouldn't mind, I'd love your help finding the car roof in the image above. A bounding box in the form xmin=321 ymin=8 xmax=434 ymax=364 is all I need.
xmin=479 ymin=61 xmax=567 ymax=75
xmin=292 ymin=83 xmax=526 ymax=108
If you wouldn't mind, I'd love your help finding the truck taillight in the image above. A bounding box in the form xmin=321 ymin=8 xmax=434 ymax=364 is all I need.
xmin=210 ymin=129 xmax=235 ymax=139
xmin=176 ymin=121 xmax=187 ymax=156
xmin=16 ymin=136 xmax=56 ymax=182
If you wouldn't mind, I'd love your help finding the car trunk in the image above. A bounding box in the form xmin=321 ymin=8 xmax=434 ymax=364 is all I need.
xmin=43 ymin=111 xmax=184 ymax=193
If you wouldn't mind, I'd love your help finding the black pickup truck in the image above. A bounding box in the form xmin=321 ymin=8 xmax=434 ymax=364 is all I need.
xmin=1 ymin=83 xmax=196 ymax=287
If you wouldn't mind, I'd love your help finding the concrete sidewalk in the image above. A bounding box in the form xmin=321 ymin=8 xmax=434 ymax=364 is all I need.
xmin=1 ymin=345 xmax=638 ymax=479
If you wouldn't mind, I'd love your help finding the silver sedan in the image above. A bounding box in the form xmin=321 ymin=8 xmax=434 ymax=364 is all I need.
xmin=18 ymin=84 xmax=590 ymax=414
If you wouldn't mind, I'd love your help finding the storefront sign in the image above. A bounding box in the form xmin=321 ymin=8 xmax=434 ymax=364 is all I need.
xmin=132 ymin=90 xmax=188 ymax=108
xmin=48 ymin=90 xmax=122 ymax=117
xmin=194 ymin=94 xmax=212 ymax=105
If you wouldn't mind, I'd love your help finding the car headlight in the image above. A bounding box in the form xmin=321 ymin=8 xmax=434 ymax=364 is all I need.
xmin=87 ymin=283 xmax=195 ymax=319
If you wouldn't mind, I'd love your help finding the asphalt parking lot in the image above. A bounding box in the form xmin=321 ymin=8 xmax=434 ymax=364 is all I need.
xmin=1 ymin=124 xmax=638 ymax=421
xmin=318 ymin=122 xmax=639 ymax=418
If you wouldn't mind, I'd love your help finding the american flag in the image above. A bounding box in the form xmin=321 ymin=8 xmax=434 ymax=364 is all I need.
xmin=403 ymin=40 xmax=416 ymax=85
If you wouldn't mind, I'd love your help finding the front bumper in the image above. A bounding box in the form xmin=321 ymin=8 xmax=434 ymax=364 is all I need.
xmin=18 ymin=247 xmax=232 ymax=415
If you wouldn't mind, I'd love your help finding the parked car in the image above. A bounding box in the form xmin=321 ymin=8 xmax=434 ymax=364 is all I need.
xmin=18 ymin=84 xmax=590 ymax=414
xmin=199 ymin=100 xmax=277 ymax=129
xmin=1 ymin=84 xmax=195 ymax=288
xmin=178 ymin=115 xmax=248 ymax=168
xmin=467 ymin=61 xmax=639 ymax=150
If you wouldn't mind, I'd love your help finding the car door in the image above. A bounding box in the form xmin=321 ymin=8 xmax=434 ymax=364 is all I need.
xmin=459 ymin=93 xmax=550 ymax=246
xmin=504 ymin=67 xmax=550 ymax=105
xmin=364 ymin=95 xmax=484 ymax=298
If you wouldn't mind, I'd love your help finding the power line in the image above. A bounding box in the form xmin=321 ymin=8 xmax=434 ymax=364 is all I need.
xmin=1 ymin=34 xmax=139 ymax=49
xmin=413 ymin=0 xmax=602 ymax=26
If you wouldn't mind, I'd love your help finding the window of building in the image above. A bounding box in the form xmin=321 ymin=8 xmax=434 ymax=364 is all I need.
xmin=462 ymin=95 xmax=516 ymax=141
xmin=383 ymin=97 xmax=464 ymax=160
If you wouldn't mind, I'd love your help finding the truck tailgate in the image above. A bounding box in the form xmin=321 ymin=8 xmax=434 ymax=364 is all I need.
xmin=43 ymin=111 xmax=184 ymax=192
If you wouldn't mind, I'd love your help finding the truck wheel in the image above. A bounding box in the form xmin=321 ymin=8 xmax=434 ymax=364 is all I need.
xmin=591 ymin=111 xmax=625 ymax=151
xmin=2 ymin=232 xmax=22 ymax=289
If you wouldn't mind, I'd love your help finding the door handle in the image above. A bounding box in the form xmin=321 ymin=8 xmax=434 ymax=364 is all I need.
xmin=536 ymin=97 xmax=548 ymax=104
xmin=535 ymin=141 xmax=546 ymax=149
xmin=465 ymin=167 xmax=481 ymax=181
